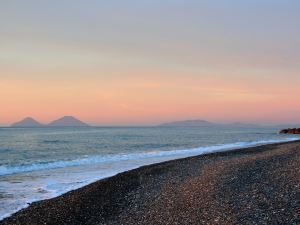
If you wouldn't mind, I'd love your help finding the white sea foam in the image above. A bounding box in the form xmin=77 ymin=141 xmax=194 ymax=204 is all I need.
xmin=1 ymin=137 xmax=298 ymax=176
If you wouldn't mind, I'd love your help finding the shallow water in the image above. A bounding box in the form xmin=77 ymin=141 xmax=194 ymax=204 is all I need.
xmin=0 ymin=126 xmax=298 ymax=219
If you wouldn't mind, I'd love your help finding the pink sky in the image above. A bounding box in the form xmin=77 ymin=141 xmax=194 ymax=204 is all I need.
xmin=1 ymin=1 xmax=300 ymax=125
xmin=1 ymin=73 xmax=300 ymax=126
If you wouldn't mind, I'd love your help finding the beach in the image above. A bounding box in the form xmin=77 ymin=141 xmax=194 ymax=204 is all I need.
xmin=1 ymin=140 xmax=299 ymax=225
xmin=2 ymin=0 xmax=300 ymax=224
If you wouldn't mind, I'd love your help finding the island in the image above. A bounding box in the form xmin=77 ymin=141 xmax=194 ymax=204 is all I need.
xmin=47 ymin=116 xmax=90 ymax=127
xmin=11 ymin=116 xmax=90 ymax=128
xmin=159 ymin=119 xmax=259 ymax=128
xmin=11 ymin=117 xmax=44 ymax=128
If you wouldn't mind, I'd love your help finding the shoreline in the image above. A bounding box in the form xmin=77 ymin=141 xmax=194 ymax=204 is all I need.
xmin=0 ymin=138 xmax=298 ymax=218
xmin=1 ymin=140 xmax=300 ymax=224
xmin=3 ymin=137 xmax=297 ymax=177
xmin=1 ymin=137 xmax=297 ymax=222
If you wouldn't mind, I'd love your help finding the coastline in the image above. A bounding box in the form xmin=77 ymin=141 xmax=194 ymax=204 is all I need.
xmin=1 ymin=140 xmax=299 ymax=224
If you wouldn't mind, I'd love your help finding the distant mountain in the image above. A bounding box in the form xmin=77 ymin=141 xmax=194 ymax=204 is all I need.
xmin=11 ymin=116 xmax=90 ymax=127
xmin=159 ymin=120 xmax=216 ymax=127
xmin=47 ymin=116 xmax=90 ymax=127
xmin=159 ymin=120 xmax=260 ymax=128
xmin=11 ymin=117 xmax=44 ymax=127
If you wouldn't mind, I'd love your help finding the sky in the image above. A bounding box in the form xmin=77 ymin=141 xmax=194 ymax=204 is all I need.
xmin=1 ymin=0 xmax=300 ymax=126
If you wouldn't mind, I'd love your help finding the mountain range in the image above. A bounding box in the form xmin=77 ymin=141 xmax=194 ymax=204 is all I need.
xmin=10 ymin=118 xmax=300 ymax=128
xmin=158 ymin=120 xmax=260 ymax=128
xmin=158 ymin=119 xmax=300 ymax=129
xmin=11 ymin=116 xmax=90 ymax=127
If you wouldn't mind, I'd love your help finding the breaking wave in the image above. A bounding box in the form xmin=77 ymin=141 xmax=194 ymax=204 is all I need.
xmin=0 ymin=137 xmax=299 ymax=176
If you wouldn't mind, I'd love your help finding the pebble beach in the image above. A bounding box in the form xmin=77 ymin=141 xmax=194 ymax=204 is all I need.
xmin=1 ymin=141 xmax=299 ymax=225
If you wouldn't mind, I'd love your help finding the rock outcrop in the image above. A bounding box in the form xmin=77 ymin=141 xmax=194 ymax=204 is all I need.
xmin=279 ymin=128 xmax=300 ymax=134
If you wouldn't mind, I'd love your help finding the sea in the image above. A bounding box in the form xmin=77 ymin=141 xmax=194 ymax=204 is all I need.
xmin=0 ymin=126 xmax=299 ymax=220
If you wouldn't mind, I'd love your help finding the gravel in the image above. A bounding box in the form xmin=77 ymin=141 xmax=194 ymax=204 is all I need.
xmin=1 ymin=141 xmax=299 ymax=225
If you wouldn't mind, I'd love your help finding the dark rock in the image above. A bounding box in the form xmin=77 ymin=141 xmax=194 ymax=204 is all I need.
xmin=279 ymin=128 xmax=300 ymax=134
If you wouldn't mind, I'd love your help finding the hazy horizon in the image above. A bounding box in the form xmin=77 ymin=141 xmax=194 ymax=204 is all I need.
xmin=1 ymin=1 xmax=300 ymax=125
xmin=1 ymin=116 xmax=300 ymax=127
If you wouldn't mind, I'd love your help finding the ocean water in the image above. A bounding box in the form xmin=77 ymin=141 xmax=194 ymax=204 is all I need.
xmin=0 ymin=126 xmax=298 ymax=220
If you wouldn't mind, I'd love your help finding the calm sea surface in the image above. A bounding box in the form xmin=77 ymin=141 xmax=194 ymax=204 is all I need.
xmin=0 ymin=126 xmax=298 ymax=219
